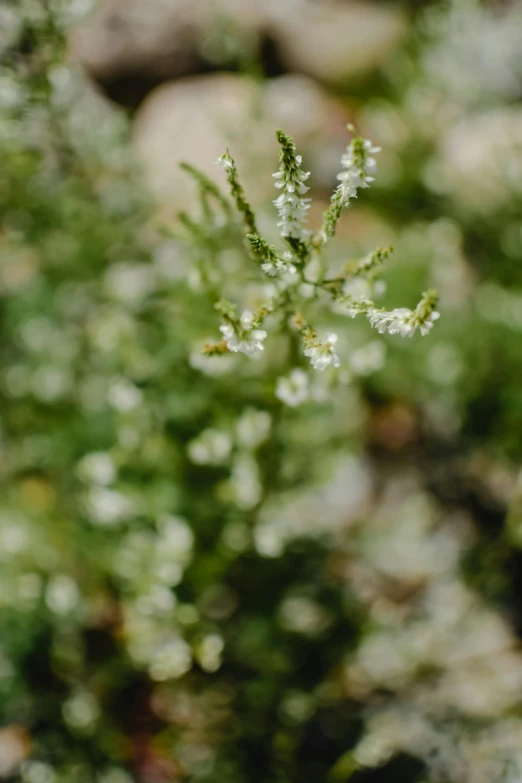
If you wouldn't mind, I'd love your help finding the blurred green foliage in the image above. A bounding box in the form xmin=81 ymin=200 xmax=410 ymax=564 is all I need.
xmin=1 ymin=2 xmax=522 ymax=783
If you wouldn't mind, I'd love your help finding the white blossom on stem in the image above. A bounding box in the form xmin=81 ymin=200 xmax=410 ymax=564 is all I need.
xmin=337 ymin=135 xmax=380 ymax=200
xmin=341 ymin=297 xmax=374 ymax=319
xmin=303 ymin=333 xmax=341 ymax=371
xmin=215 ymin=153 xmax=233 ymax=171
xmin=273 ymin=130 xmax=311 ymax=240
xmin=368 ymin=290 xmax=440 ymax=338
xmin=262 ymin=251 xmax=297 ymax=278
xmin=247 ymin=234 xmax=298 ymax=279
xmin=219 ymin=310 xmax=267 ymax=356
xmin=320 ymin=128 xmax=380 ymax=244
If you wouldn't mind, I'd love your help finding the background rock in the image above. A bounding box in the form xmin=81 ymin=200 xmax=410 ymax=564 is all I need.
xmin=435 ymin=107 xmax=522 ymax=216
xmin=270 ymin=1 xmax=407 ymax=85
xmin=69 ymin=0 xmax=266 ymax=107
xmin=71 ymin=0 xmax=407 ymax=108
xmin=133 ymin=72 xmax=350 ymax=209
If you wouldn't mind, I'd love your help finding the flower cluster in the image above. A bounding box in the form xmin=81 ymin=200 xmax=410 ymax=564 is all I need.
xmin=215 ymin=151 xmax=257 ymax=234
xmin=273 ymin=130 xmax=311 ymax=240
xmin=262 ymin=251 xmax=297 ymax=277
xmin=247 ymin=233 xmax=297 ymax=277
xmin=368 ymin=291 xmax=440 ymax=337
xmin=219 ymin=309 xmax=267 ymax=356
xmin=303 ymin=332 xmax=341 ymax=371
xmin=3 ymin=4 xmax=516 ymax=783
xmin=338 ymin=132 xmax=380 ymax=198
xmin=319 ymin=128 xmax=381 ymax=244
xmin=203 ymin=127 xmax=438 ymax=393
xmin=336 ymin=286 xmax=439 ymax=338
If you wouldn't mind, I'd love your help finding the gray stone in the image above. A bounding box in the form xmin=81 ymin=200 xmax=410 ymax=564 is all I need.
xmin=70 ymin=0 xmax=264 ymax=97
xmin=71 ymin=0 xmax=407 ymax=104
xmin=270 ymin=1 xmax=407 ymax=85
xmin=133 ymin=72 xmax=350 ymax=208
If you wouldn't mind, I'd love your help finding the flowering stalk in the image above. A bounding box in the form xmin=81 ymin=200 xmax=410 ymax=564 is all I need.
xmin=273 ymin=130 xmax=311 ymax=245
xmin=180 ymin=162 xmax=232 ymax=221
xmin=188 ymin=126 xmax=439 ymax=392
xmin=367 ymin=289 xmax=440 ymax=337
xmin=216 ymin=151 xmax=258 ymax=235
xmin=346 ymin=246 xmax=393 ymax=278
xmin=318 ymin=126 xmax=380 ymax=246
xmin=247 ymin=233 xmax=297 ymax=277
xmin=303 ymin=332 xmax=341 ymax=371
xmin=218 ymin=306 xmax=267 ymax=357
xmin=333 ymin=289 xmax=440 ymax=338
xmin=293 ymin=314 xmax=340 ymax=371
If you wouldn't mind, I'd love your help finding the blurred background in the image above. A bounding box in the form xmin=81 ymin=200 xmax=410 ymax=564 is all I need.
xmin=1 ymin=0 xmax=522 ymax=781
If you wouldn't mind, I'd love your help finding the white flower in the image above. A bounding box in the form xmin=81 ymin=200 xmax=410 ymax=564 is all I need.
xmin=215 ymin=153 xmax=233 ymax=171
xmin=337 ymin=136 xmax=381 ymax=201
xmin=219 ymin=309 xmax=267 ymax=356
xmin=419 ymin=311 xmax=441 ymax=335
xmin=261 ymin=252 xmax=297 ymax=278
xmin=320 ymin=132 xmax=381 ymax=244
xmin=368 ymin=307 xmax=412 ymax=336
xmin=273 ymin=135 xmax=311 ymax=239
xmin=276 ymin=369 xmax=310 ymax=407
xmin=304 ymin=333 xmax=341 ymax=371
xmin=368 ymin=308 xmax=440 ymax=338
xmin=261 ymin=261 xmax=278 ymax=277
